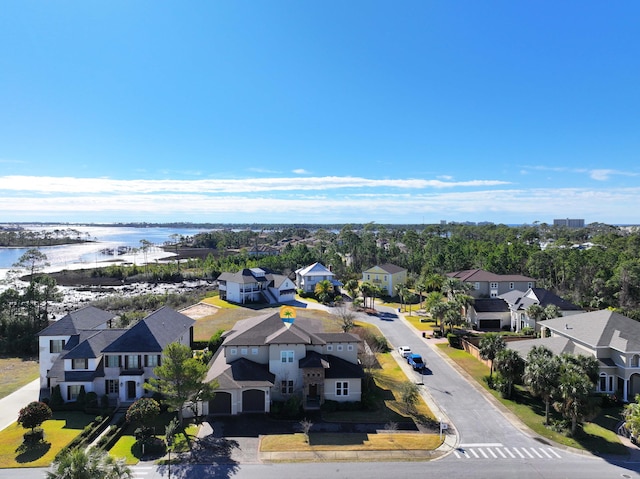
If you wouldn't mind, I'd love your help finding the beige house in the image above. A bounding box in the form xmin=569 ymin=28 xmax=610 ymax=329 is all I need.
xmin=362 ymin=263 xmax=407 ymax=296
xmin=201 ymin=310 xmax=363 ymax=415
xmin=507 ymin=310 xmax=640 ymax=402
xmin=447 ymin=269 xmax=536 ymax=298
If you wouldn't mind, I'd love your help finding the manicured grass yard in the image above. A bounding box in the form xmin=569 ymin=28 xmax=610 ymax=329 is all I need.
xmin=0 ymin=412 xmax=94 ymax=468
xmin=436 ymin=343 xmax=629 ymax=455
xmin=0 ymin=356 xmax=39 ymax=400
xmin=261 ymin=432 xmax=441 ymax=452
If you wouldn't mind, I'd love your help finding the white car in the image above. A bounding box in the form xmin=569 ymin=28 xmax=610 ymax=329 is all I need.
xmin=398 ymin=346 xmax=412 ymax=358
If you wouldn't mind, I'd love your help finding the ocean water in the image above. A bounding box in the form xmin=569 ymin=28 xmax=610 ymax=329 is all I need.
xmin=0 ymin=225 xmax=208 ymax=272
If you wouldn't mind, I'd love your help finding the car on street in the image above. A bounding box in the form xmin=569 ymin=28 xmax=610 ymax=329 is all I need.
xmin=407 ymin=353 xmax=425 ymax=370
xmin=398 ymin=346 xmax=412 ymax=358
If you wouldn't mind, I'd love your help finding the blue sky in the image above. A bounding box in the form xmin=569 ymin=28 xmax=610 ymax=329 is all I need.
xmin=1 ymin=1 xmax=639 ymax=225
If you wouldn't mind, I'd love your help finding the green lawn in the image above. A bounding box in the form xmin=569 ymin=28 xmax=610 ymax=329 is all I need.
xmin=0 ymin=357 xmax=39 ymax=400
xmin=0 ymin=412 xmax=94 ymax=468
xmin=436 ymin=343 xmax=628 ymax=455
xmin=109 ymin=413 xmax=198 ymax=464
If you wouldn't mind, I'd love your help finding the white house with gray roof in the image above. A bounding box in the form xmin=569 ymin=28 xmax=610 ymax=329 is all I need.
xmin=506 ymin=310 xmax=640 ymax=401
xmin=201 ymin=310 xmax=363 ymax=415
xmin=38 ymin=305 xmax=194 ymax=405
xmin=295 ymin=262 xmax=342 ymax=294
xmin=217 ymin=267 xmax=296 ymax=304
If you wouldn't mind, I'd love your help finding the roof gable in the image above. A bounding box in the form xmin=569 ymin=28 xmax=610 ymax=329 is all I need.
xmin=38 ymin=306 xmax=115 ymax=337
xmin=296 ymin=262 xmax=334 ymax=277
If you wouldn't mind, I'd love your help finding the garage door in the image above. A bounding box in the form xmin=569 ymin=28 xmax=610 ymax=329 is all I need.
xmin=242 ymin=389 xmax=265 ymax=412
xmin=209 ymin=392 xmax=232 ymax=415
xmin=479 ymin=319 xmax=501 ymax=330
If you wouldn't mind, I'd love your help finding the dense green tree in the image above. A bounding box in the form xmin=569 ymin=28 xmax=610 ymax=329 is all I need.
xmin=494 ymin=348 xmax=524 ymax=398
xmin=479 ymin=333 xmax=506 ymax=379
xmin=523 ymin=346 xmax=559 ymax=425
xmin=18 ymin=401 xmax=52 ymax=432
xmin=145 ymin=342 xmax=217 ymax=425
xmin=46 ymin=448 xmax=131 ymax=479
xmin=314 ymin=279 xmax=334 ymax=304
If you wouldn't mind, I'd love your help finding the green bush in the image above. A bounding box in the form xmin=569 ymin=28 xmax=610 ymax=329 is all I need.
xmin=23 ymin=427 xmax=44 ymax=445
xmin=447 ymin=333 xmax=461 ymax=348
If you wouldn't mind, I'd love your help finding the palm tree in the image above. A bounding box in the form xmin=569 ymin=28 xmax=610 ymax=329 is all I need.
xmin=47 ymin=449 xmax=132 ymax=479
xmin=395 ymin=284 xmax=408 ymax=312
xmin=314 ymin=279 xmax=334 ymax=304
xmin=424 ymin=273 xmax=444 ymax=293
xmin=543 ymin=304 xmax=562 ymax=320
xmin=554 ymin=362 xmax=594 ymax=435
xmin=344 ymin=279 xmax=359 ymax=303
xmin=524 ymin=346 xmax=559 ymax=425
xmin=429 ymin=300 xmax=449 ymax=335
xmin=415 ymin=280 xmax=427 ymax=310
xmin=478 ymin=333 xmax=506 ymax=379
xmin=494 ymin=348 xmax=524 ymax=398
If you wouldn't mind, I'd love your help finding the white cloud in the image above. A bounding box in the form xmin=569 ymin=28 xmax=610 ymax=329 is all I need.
xmin=292 ymin=169 xmax=310 ymax=175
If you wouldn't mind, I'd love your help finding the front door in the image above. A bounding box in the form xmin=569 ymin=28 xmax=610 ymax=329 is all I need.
xmin=127 ymin=381 xmax=136 ymax=400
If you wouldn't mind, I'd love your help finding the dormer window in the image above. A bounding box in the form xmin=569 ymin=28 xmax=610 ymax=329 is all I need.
xmin=632 ymin=354 xmax=640 ymax=368
xmin=72 ymin=358 xmax=87 ymax=370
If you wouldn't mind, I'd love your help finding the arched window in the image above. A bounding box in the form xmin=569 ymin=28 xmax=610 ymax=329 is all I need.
xmin=599 ymin=373 xmax=607 ymax=392
xmin=632 ymin=354 xmax=640 ymax=368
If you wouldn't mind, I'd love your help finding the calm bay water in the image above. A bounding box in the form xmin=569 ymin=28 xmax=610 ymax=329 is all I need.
xmin=0 ymin=225 xmax=209 ymax=271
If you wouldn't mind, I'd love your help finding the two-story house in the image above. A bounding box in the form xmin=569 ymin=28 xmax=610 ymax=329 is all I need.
xmin=506 ymin=310 xmax=640 ymax=402
xmin=447 ymin=269 xmax=536 ymax=298
xmin=295 ymin=262 xmax=342 ymax=294
xmin=500 ymin=287 xmax=583 ymax=332
xmin=38 ymin=305 xmax=194 ymax=405
xmin=362 ymin=263 xmax=407 ymax=296
xmin=217 ymin=267 xmax=296 ymax=304
xmin=200 ymin=310 xmax=363 ymax=416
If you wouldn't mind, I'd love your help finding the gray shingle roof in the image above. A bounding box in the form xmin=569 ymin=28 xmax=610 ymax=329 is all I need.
xmin=206 ymin=356 xmax=275 ymax=389
xmin=447 ymin=269 xmax=536 ymax=283
xmin=364 ymin=263 xmax=406 ymax=274
xmin=473 ymin=298 xmax=510 ymax=313
xmin=299 ymin=351 xmax=364 ymax=378
xmin=38 ymin=306 xmax=115 ymax=337
xmin=544 ymin=310 xmax=640 ymax=352
xmin=64 ymin=329 xmax=126 ymax=359
xmin=103 ymin=306 xmax=195 ymax=353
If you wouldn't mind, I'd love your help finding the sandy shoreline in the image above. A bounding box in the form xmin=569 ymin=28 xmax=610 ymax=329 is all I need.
xmin=1 ymin=249 xmax=215 ymax=318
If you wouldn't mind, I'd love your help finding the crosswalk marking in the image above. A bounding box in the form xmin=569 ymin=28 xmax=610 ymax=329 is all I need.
xmin=453 ymin=446 xmax=563 ymax=460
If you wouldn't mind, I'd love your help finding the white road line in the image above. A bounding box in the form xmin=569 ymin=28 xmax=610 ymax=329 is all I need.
xmin=530 ymin=448 xmax=544 ymax=458
xmin=539 ymin=448 xmax=553 ymax=459
xmin=521 ymin=447 xmax=535 ymax=458
xmin=459 ymin=443 xmax=503 ymax=448
xmin=469 ymin=449 xmax=479 ymax=458
xmin=496 ymin=448 xmax=507 ymax=458
xmin=454 ymin=450 xmax=462 ymax=459
xmin=478 ymin=448 xmax=488 ymax=458
xmin=547 ymin=448 xmax=562 ymax=458
xmin=487 ymin=448 xmax=498 ymax=458
xmin=504 ymin=448 xmax=515 ymax=458
xmin=513 ymin=447 xmax=525 ymax=458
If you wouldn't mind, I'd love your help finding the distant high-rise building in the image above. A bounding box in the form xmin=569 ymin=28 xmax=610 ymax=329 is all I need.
xmin=553 ymin=218 xmax=585 ymax=228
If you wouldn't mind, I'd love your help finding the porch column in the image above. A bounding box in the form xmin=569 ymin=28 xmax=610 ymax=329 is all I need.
xmin=624 ymin=378 xmax=629 ymax=402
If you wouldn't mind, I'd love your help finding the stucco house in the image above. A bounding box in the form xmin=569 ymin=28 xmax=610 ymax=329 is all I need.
xmin=200 ymin=310 xmax=363 ymax=415
xmin=38 ymin=305 xmax=194 ymax=405
xmin=362 ymin=263 xmax=407 ymax=296
xmin=499 ymin=287 xmax=583 ymax=333
xmin=217 ymin=267 xmax=296 ymax=304
xmin=506 ymin=310 xmax=640 ymax=402
xmin=447 ymin=269 xmax=536 ymax=298
xmin=295 ymin=262 xmax=342 ymax=294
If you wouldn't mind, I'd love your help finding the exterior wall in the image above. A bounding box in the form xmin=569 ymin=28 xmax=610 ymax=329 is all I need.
xmin=323 ymin=378 xmax=362 ymax=402
xmin=297 ymin=273 xmax=334 ymax=293
xmin=323 ymin=342 xmax=359 ymax=362
xmin=38 ymin=335 xmax=71 ymax=389
xmin=471 ymin=280 xmax=535 ymax=298
xmin=224 ymin=344 xmax=269 ymax=364
xmin=470 ymin=311 xmax=511 ymax=330
xmin=269 ymin=344 xmax=306 ymax=401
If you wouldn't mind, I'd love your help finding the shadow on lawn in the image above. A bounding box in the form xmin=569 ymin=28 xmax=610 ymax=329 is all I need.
xmin=15 ymin=441 xmax=51 ymax=463
xmin=308 ymin=432 xmax=368 ymax=446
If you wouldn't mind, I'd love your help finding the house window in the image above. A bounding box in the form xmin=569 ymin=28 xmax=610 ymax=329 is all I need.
xmin=528 ymin=282 xmax=533 ymax=289
xmin=105 ymin=379 xmax=119 ymax=394
xmin=347 ymin=345 xmax=354 ymax=351
xmin=509 ymin=282 xmax=515 ymax=290
xmin=326 ymin=345 xmax=333 ymax=352
xmin=72 ymin=358 xmax=87 ymax=370
xmin=50 ymin=339 xmax=65 ymax=353
xmin=632 ymin=355 xmax=640 ymax=367
xmin=337 ymin=345 xmax=343 ymax=351
xmin=367 ymin=275 xmax=370 ymax=280
xmin=68 ymin=385 xmax=82 ymax=401
xmin=146 ymin=355 xmax=160 ymax=368
xmin=281 ymin=380 xmax=294 ymax=395
xmin=251 ymin=348 xmax=258 ymax=355
xmin=106 ymin=355 xmax=120 ymax=368
xmin=336 ymin=381 xmax=349 ymax=397
xmin=384 ymin=275 xmax=387 ymax=281
xmin=599 ymin=374 xmax=608 ymax=392
xmin=126 ymin=355 xmax=140 ymax=369
xmin=241 ymin=348 xmax=248 ymax=355
xmin=281 ymin=351 xmax=294 ymax=363
xmin=474 ymin=282 xmax=480 ymax=290
xmin=230 ymin=348 xmax=237 ymax=356
xmin=490 ymin=282 xmax=498 ymax=289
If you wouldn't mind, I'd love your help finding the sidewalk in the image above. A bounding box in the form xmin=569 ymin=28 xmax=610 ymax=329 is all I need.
xmin=0 ymin=378 xmax=40 ymax=432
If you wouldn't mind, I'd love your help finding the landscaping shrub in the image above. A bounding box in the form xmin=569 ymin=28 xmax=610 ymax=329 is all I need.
xmin=50 ymin=385 xmax=64 ymax=409
xmin=521 ymin=326 xmax=535 ymax=336
xmin=447 ymin=333 xmax=461 ymax=348
xmin=23 ymin=427 xmax=44 ymax=445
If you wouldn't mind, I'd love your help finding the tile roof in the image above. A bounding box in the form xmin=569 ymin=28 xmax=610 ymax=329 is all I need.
xmin=447 ymin=269 xmax=535 ymax=283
